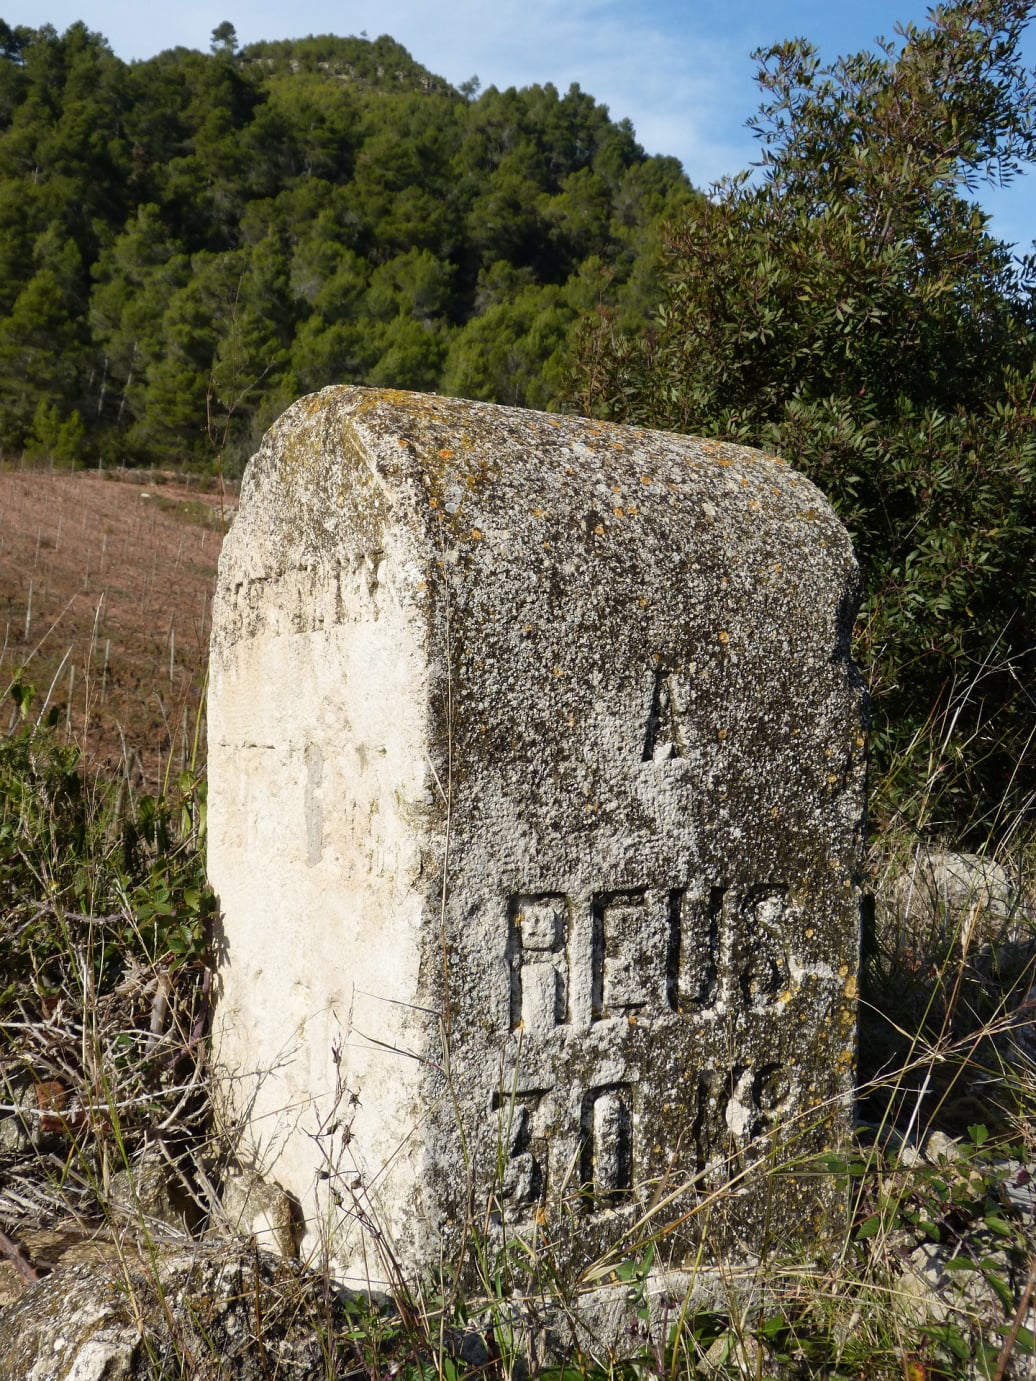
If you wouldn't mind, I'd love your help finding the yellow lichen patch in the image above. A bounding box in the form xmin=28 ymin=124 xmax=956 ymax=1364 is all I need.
xmin=717 ymin=728 xmax=728 ymax=741
xmin=470 ymin=528 xmax=483 ymax=541
xmin=718 ymin=630 xmax=730 ymax=644
xmin=438 ymin=448 xmax=453 ymax=460
xmin=612 ymin=506 xmax=625 ymax=517
xmin=640 ymin=475 xmax=652 ymax=484
xmin=843 ymin=974 xmax=859 ymax=1000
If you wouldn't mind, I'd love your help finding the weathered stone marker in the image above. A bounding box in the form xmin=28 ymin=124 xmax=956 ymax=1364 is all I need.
xmin=208 ymin=386 xmax=866 ymax=1290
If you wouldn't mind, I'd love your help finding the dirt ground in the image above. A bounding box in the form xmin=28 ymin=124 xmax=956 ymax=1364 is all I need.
xmin=0 ymin=464 xmax=232 ymax=792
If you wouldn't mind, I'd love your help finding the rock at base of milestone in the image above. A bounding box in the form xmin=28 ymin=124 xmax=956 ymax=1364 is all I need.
xmin=207 ymin=386 xmax=868 ymax=1291
xmin=0 ymin=1240 xmax=369 ymax=1381
xmin=889 ymin=848 xmax=1023 ymax=951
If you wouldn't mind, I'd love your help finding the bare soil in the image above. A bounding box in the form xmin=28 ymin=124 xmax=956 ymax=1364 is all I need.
xmin=0 ymin=464 xmax=232 ymax=792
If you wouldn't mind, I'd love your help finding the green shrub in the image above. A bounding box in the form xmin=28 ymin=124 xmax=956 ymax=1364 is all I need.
xmin=568 ymin=0 xmax=1036 ymax=837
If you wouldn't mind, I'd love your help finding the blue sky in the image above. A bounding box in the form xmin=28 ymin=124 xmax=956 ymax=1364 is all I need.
xmin=4 ymin=0 xmax=1034 ymax=254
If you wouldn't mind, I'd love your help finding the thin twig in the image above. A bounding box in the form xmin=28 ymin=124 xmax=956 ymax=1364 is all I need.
xmin=993 ymin=1254 xmax=1036 ymax=1381
xmin=0 ymin=1226 xmax=39 ymax=1284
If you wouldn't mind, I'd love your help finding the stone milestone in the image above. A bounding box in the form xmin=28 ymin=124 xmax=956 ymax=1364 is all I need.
xmin=207 ymin=387 xmax=867 ymax=1291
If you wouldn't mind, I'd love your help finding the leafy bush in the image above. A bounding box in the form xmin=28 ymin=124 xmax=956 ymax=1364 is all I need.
xmin=569 ymin=0 xmax=1036 ymax=837
xmin=0 ymin=677 xmax=214 ymax=986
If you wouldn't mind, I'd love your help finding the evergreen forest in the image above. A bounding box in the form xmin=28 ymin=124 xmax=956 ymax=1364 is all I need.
xmin=0 ymin=20 xmax=693 ymax=472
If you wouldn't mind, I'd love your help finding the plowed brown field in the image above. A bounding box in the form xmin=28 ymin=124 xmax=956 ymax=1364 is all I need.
xmin=0 ymin=465 xmax=232 ymax=792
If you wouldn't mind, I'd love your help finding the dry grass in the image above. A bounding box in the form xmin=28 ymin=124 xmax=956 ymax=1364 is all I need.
xmin=0 ymin=462 xmax=230 ymax=792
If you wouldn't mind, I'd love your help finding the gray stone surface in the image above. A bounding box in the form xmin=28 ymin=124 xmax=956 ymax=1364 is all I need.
xmin=218 ymin=1169 xmax=302 ymax=1259
xmin=891 ymin=848 xmax=1023 ymax=954
xmin=0 ymin=1241 xmax=368 ymax=1380
xmin=208 ymin=387 xmax=867 ymax=1289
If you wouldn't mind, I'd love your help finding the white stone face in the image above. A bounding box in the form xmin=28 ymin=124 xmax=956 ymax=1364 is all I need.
xmin=208 ymin=387 xmax=867 ymax=1289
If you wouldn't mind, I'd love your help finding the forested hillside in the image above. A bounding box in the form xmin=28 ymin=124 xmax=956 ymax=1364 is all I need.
xmin=0 ymin=20 xmax=693 ymax=470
